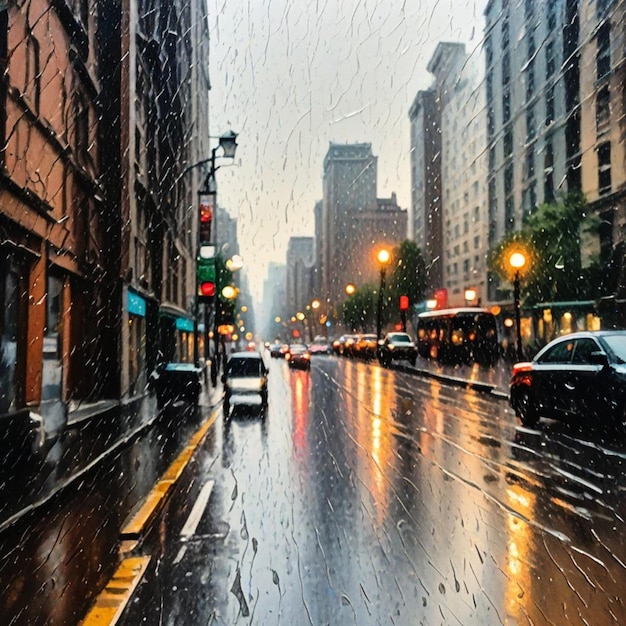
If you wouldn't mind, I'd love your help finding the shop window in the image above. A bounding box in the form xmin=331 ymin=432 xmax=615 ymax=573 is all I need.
xmin=0 ymin=261 xmax=20 ymax=413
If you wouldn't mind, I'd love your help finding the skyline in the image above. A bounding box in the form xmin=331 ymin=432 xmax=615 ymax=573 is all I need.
xmin=208 ymin=0 xmax=489 ymax=305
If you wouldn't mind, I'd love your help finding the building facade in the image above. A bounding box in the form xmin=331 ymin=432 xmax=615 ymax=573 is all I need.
xmin=580 ymin=0 xmax=626 ymax=298
xmin=0 ymin=0 xmax=114 ymax=435
xmin=409 ymin=89 xmax=442 ymax=290
xmin=286 ymin=237 xmax=315 ymax=315
xmin=1 ymin=0 xmax=210 ymax=437
xmin=436 ymin=43 xmax=489 ymax=307
xmin=320 ymin=142 xmax=407 ymax=309
xmin=484 ymin=0 xmax=580 ymax=299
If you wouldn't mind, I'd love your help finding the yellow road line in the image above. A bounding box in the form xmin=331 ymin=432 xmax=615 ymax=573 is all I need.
xmin=120 ymin=409 xmax=217 ymax=540
xmin=80 ymin=556 xmax=150 ymax=626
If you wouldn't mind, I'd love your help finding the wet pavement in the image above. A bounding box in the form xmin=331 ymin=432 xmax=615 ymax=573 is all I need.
xmin=117 ymin=355 xmax=626 ymax=625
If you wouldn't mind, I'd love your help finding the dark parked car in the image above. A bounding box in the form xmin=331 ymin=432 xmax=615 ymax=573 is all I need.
xmin=377 ymin=332 xmax=417 ymax=366
xmin=155 ymin=362 xmax=202 ymax=408
xmin=509 ymin=331 xmax=626 ymax=429
xmin=222 ymin=352 xmax=268 ymax=416
xmin=285 ymin=344 xmax=311 ymax=370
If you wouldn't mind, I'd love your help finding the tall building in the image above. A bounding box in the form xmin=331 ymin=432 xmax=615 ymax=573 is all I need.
xmin=484 ymin=0 xmax=580 ymax=299
xmin=261 ymin=262 xmax=287 ymax=339
xmin=286 ymin=237 xmax=315 ymax=314
xmin=1 ymin=1 xmax=211 ymax=434
xmin=320 ymin=142 xmax=407 ymax=307
xmin=0 ymin=0 xmax=113 ymax=433
xmin=409 ymin=90 xmax=442 ymax=290
xmin=436 ymin=43 xmax=489 ymax=306
xmin=100 ymin=0 xmax=210 ymax=401
xmin=580 ymin=0 xmax=626 ymax=296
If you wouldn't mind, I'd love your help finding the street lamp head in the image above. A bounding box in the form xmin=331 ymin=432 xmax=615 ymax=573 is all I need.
xmin=344 ymin=283 xmax=356 ymax=296
xmin=218 ymin=130 xmax=238 ymax=159
xmin=221 ymin=285 xmax=237 ymax=300
xmin=311 ymin=299 xmax=321 ymax=310
xmin=377 ymin=249 xmax=390 ymax=265
xmin=296 ymin=311 xmax=305 ymax=321
xmin=509 ymin=251 xmax=527 ymax=271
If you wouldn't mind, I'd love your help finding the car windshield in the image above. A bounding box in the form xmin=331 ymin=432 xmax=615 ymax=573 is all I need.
xmin=225 ymin=358 xmax=263 ymax=377
xmin=601 ymin=335 xmax=626 ymax=363
xmin=389 ymin=333 xmax=411 ymax=342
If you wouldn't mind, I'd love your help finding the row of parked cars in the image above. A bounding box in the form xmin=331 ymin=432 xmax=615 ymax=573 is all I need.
xmin=332 ymin=332 xmax=418 ymax=366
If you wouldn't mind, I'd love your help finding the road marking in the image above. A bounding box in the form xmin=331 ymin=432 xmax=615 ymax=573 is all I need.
xmin=120 ymin=410 xmax=217 ymax=541
xmin=80 ymin=556 xmax=150 ymax=626
xmin=181 ymin=480 xmax=215 ymax=539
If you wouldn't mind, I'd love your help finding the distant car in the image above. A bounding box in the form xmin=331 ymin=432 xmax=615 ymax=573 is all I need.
xmin=333 ymin=334 xmax=351 ymax=355
xmin=377 ymin=332 xmax=417 ymax=366
xmin=509 ymin=331 xmax=626 ymax=429
xmin=221 ymin=352 xmax=268 ymax=416
xmin=285 ymin=344 xmax=311 ymax=370
xmin=354 ymin=334 xmax=378 ymax=360
xmin=269 ymin=343 xmax=284 ymax=358
xmin=308 ymin=337 xmax=332 ymax=355
xmin=342 ymin=334 xmax=359 ymax=357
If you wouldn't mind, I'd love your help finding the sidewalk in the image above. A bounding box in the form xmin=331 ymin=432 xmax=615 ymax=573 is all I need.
xmin=394 ymin=356 xmax=511 ymax=400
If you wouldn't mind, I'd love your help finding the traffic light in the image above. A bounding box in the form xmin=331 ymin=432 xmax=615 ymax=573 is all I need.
xmin=197 ymin=257 xmax=216 ymax=303
xmin=198 ymin=200 xmax=213 ymax=244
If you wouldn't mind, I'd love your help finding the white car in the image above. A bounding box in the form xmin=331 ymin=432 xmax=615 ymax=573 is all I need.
xmin=221 ymin=352 xmax=268 ymax=416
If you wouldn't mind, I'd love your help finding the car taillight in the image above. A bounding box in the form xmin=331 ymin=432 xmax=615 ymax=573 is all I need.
xmin=511 ymin=362 xmax=533 ymax=386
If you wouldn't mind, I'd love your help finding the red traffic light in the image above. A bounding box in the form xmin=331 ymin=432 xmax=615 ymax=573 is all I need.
xmin=199 ymin=204 xmax=213 ymax=223
xmin=399 ymin=295 xmax=409 ymax=311
xmin=199 ymin=281 xmax=215 ymax=297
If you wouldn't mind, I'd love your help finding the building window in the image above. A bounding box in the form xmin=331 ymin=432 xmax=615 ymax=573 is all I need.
xmin=598 ymin=141 xmax=611 ymax=194
xmin=504 ymin=164 xmax=514 ymax=197
xmin=547 ymin=2 xmax=557 ymax=30
xmin=596 ymin=85 xmax=610 ymax=133
xmin=504 ymin=129 xmax=513 ymax=157
xmin=544 ymin=142 xmax=555 ymax=203
xmin=502 ymin=52 xmax=511 ymax=85
xmin=526 ymin=108 xmax=536 ymax=140
xmin=501 ymin=17 xmax=510 ymax=49
xmin=546 ymin=87 xmax=555 ymax=126
xmin=502 ymin=88 xmax=511 ymax=123
xmin=0 ymin=260 xmax=20 ymax=413
xmin=546 ymin=41 xmax=555 ymax=78
xmin=474 ymin=235 xmax=480 ymax=249
xmin=597 ymin=22 xmax=611 ymax=80
xmin=26 ymin=34 xmax=41 ymax=113
xmin=526 ymin=61 xmax=535 ymax=101
xmin=505 ymin=196 xmax=515 ymax=230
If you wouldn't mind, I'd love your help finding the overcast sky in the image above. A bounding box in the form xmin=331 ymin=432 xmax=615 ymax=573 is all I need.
xmin=207 ymin=0 xmax=489 ymax=306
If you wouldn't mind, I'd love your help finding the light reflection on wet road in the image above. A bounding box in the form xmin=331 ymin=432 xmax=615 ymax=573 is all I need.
xmin=124 ymin=356 xmax=626 ymax=625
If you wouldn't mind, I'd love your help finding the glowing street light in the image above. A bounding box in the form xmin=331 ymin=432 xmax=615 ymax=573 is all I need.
xmin=376 ymin=248 xmax=391 ymax=340
xmin=509 ymin=251 xmax=527 ymax=362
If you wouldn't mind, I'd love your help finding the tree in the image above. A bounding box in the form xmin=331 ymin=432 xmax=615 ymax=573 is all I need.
xmin=387 ymin=240 xmax=428 ymax=311
xmin=489 ymin=193 xmax=606 ymax=304
xmin=342 ymin=283 xmax=378 ymax=332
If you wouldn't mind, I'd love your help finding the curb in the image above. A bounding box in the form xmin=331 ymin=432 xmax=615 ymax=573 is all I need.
xmin=81 ymin=387 xmax=222 ymax=626
xmin=390 ymin=362 xmax=509 ymax=400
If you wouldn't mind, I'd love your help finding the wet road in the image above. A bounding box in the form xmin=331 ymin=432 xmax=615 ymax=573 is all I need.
xmin=122 ymin=355 xmax=626 ymax=625
xmin=0 ymin=402 xmax=206 ymax=625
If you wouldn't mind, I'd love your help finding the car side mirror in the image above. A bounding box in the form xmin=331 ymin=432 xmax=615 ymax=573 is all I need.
xmin=589 ymin=351 xmax=609 ymax=367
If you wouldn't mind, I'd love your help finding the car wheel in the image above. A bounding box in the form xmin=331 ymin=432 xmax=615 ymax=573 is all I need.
xmin=516 ymin=389 xmax=538 ymax=427
xmin=223 ymin=392 xmax=231 ymax=416
xmin=261 ymin=388 xmax=268 ymax=408
xmin=409 ymin=356 xmax=416 ymax=366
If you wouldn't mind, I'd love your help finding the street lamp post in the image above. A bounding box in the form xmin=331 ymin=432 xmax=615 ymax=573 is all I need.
xmin=193 ymin=130 xmax=238 ymax=380
xmin=376 ymin=249 xmax=390 ymax=340
xmin=509 ymin=251 xmax=527 ymax=362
